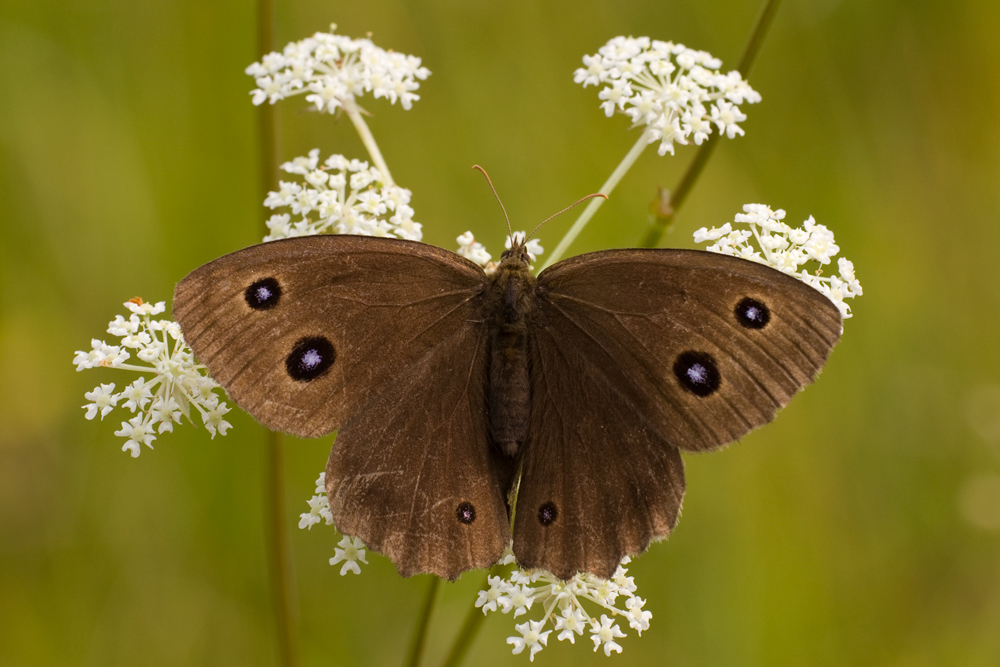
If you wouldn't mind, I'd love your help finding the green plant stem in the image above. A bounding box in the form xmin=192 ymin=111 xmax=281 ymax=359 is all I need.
xmin=343 ymin=98 xmax=395 ymax=186
xmin=441 ymin=572 xmax=492 ymax=667
xmin=255 ymin=0 xmax=299 ymax=665
xmin=542 ymin=129 xmax=651 ymax=270
xmin=640 ymin=0 xmax=784 ymax=248
xmin=404 ymin=577 xmax=441 ymax=667
xmin=264 ymin=431 xmax=299 ymax=667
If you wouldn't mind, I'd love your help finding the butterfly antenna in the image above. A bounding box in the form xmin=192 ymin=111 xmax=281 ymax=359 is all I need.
xmin=526 ymin=193 xmax=608 ymax=241
xmin=472 ymin=165 xmax=514 ymax=241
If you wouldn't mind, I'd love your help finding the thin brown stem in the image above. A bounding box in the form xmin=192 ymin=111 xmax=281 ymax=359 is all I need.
xmin=404 ymin=577 xmax=441 ymax=667
xmin=255 ymin=0 xmax=298 ymax=665
xmin=640 ymin=0 xmax=784 ymax=248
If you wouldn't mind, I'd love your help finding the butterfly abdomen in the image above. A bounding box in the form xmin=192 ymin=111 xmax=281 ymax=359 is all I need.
xmin=487 ymin=257 xmax=537 ymax=458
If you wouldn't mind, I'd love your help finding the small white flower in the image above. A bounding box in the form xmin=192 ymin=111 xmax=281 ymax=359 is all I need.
xmin=330 ymin=535 xmax=368 ymax=575
xmin=150 ymin=396 xmax=182 ymax=434
xmin=313 ymin=472 xmax=327 ymax=495
xmin=507 ymin=620 xmax=551 ymax=662
xmin=125 ymin=300 xmax=166 ymax=317
xmin=246 ymin=25 xmax=430 ymax=114
xmin=554 ymin=605 xmax=588 ymax=644
xmin=202 ymin=397 xmax=232 ymax=438
xmin=575 ymin=36 xmax=760 ymax=156
xmin=476 ymin=575 xmax=511 ymax=614
xmin=121 ymin=378 xmax=153 ymax=412
xmin=114 ymin=415 xmax=156 ymax=458
xmin=710 ymin=100 xmax=747 ymax=138
xmin=501 ymin=583 xmax=536 ymax=618
xmin=624 ymin=596 xmax=652 ymax=634
xmin=82 ymin=383 xmax=118 ymax=420
xmin=590 ymin=615 xmax=626 ymax=656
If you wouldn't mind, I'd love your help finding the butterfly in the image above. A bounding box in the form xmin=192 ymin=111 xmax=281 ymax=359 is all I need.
xmin=172 ymin=233 xmax=841 ymax=580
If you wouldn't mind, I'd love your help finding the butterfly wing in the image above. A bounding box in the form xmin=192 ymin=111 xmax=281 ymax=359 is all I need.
xmin=514 ymin=332 xmax=686 ymax=580
xmin=173 ymin=235 xmax=487 ymax=438
xmin=326 ymin=319 xmax=510 ymax=578
xmin=512 ymin=249 xmax=842 ymax=578
xmin=174 ymin=236 xmax=510 ymax=577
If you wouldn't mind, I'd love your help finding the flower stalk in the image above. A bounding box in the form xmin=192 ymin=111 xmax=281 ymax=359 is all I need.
xmin=404 ymin=577 xmax=442 ymax=667
xmin=641 ymin=0 xmax=783 ymax=248
xmin=544 ymin=34 xmax=761 ymax=266
xmin=342 ymin=97 xmax=395 ymax=185
xmin=254 ymin=0 xmax=299 ymax=665
xmin=441 ymin=572 xmax=493 ymax=667
xmin=542 ymin=130 xmax=651 ymax=269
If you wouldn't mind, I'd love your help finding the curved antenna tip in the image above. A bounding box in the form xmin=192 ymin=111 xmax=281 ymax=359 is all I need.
xmin=472 ymin=165 xmax=513 ymax=239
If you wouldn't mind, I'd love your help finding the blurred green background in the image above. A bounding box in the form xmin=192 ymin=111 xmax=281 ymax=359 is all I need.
xmin=2 ymin=0 xmax=999 ymax=665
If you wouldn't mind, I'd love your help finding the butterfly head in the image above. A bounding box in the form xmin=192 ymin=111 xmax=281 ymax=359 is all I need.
xmin=500 ymin=234 xmax=532 ymax=269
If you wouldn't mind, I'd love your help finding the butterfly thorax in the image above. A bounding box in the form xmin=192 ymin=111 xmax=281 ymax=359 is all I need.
xmin=487 ymin=251 xmax=536 ymax=457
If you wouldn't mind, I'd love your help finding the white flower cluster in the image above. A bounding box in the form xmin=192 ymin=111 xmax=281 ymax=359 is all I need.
xmin=694 ymin=204 xmax=863 ymax=318
xmin=299 ymin=472 xmax=334 ymax=530
xmin=575 ymin=36 xmax=761 ymax=156
xmin=246 ymin=25 xmax=430 ymax=113
xmin=263 ymin=149 xmax=421 ymax=242
xmin=478 ymin=554 xmax=651 ymax=661
xmin=456 ymin=231 xmax=544 ymax=275
xmin=456 ymin=231 xmax=492 ymax=268
xmin=74 ymin=299 xmax=232 ymax=457
xmin=299 ymin=472 xmax=369 ymax=576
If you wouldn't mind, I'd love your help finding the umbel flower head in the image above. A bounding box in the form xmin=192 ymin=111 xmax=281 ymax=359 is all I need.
xmin=694 ymin=204 xmax=863 ymax=318
xmin=263 ymin=149 xmax=421 ymax=242
xmin=73 ymin=299 xmax=232 ymax=457
xmin=478 ymin=552 xmax=652 ymax=660
xmin=246 ymin=24 xmax=430 ymax=113
xmin=575 ymin=36 xmax=761 ymax=155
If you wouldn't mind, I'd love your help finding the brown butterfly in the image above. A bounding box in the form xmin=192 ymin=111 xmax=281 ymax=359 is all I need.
xmin=172 ymin=233 xmax=841 ymax=580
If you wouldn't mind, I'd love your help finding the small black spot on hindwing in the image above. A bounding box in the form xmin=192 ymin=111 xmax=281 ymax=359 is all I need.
xmin=456 ymin=502 xmax=476 ymax=525
xmin=673 ymin=351 xmax=721 ymax=397
xmin=735 ymin=297 xmax=770 ymax=329
xmin=245 ymin=277 xmax=281 ymax=310
xmin=538 ymin=502 xmax=558 ymax=526
xmin=285 ymin=337 xmax=335 ymax=382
